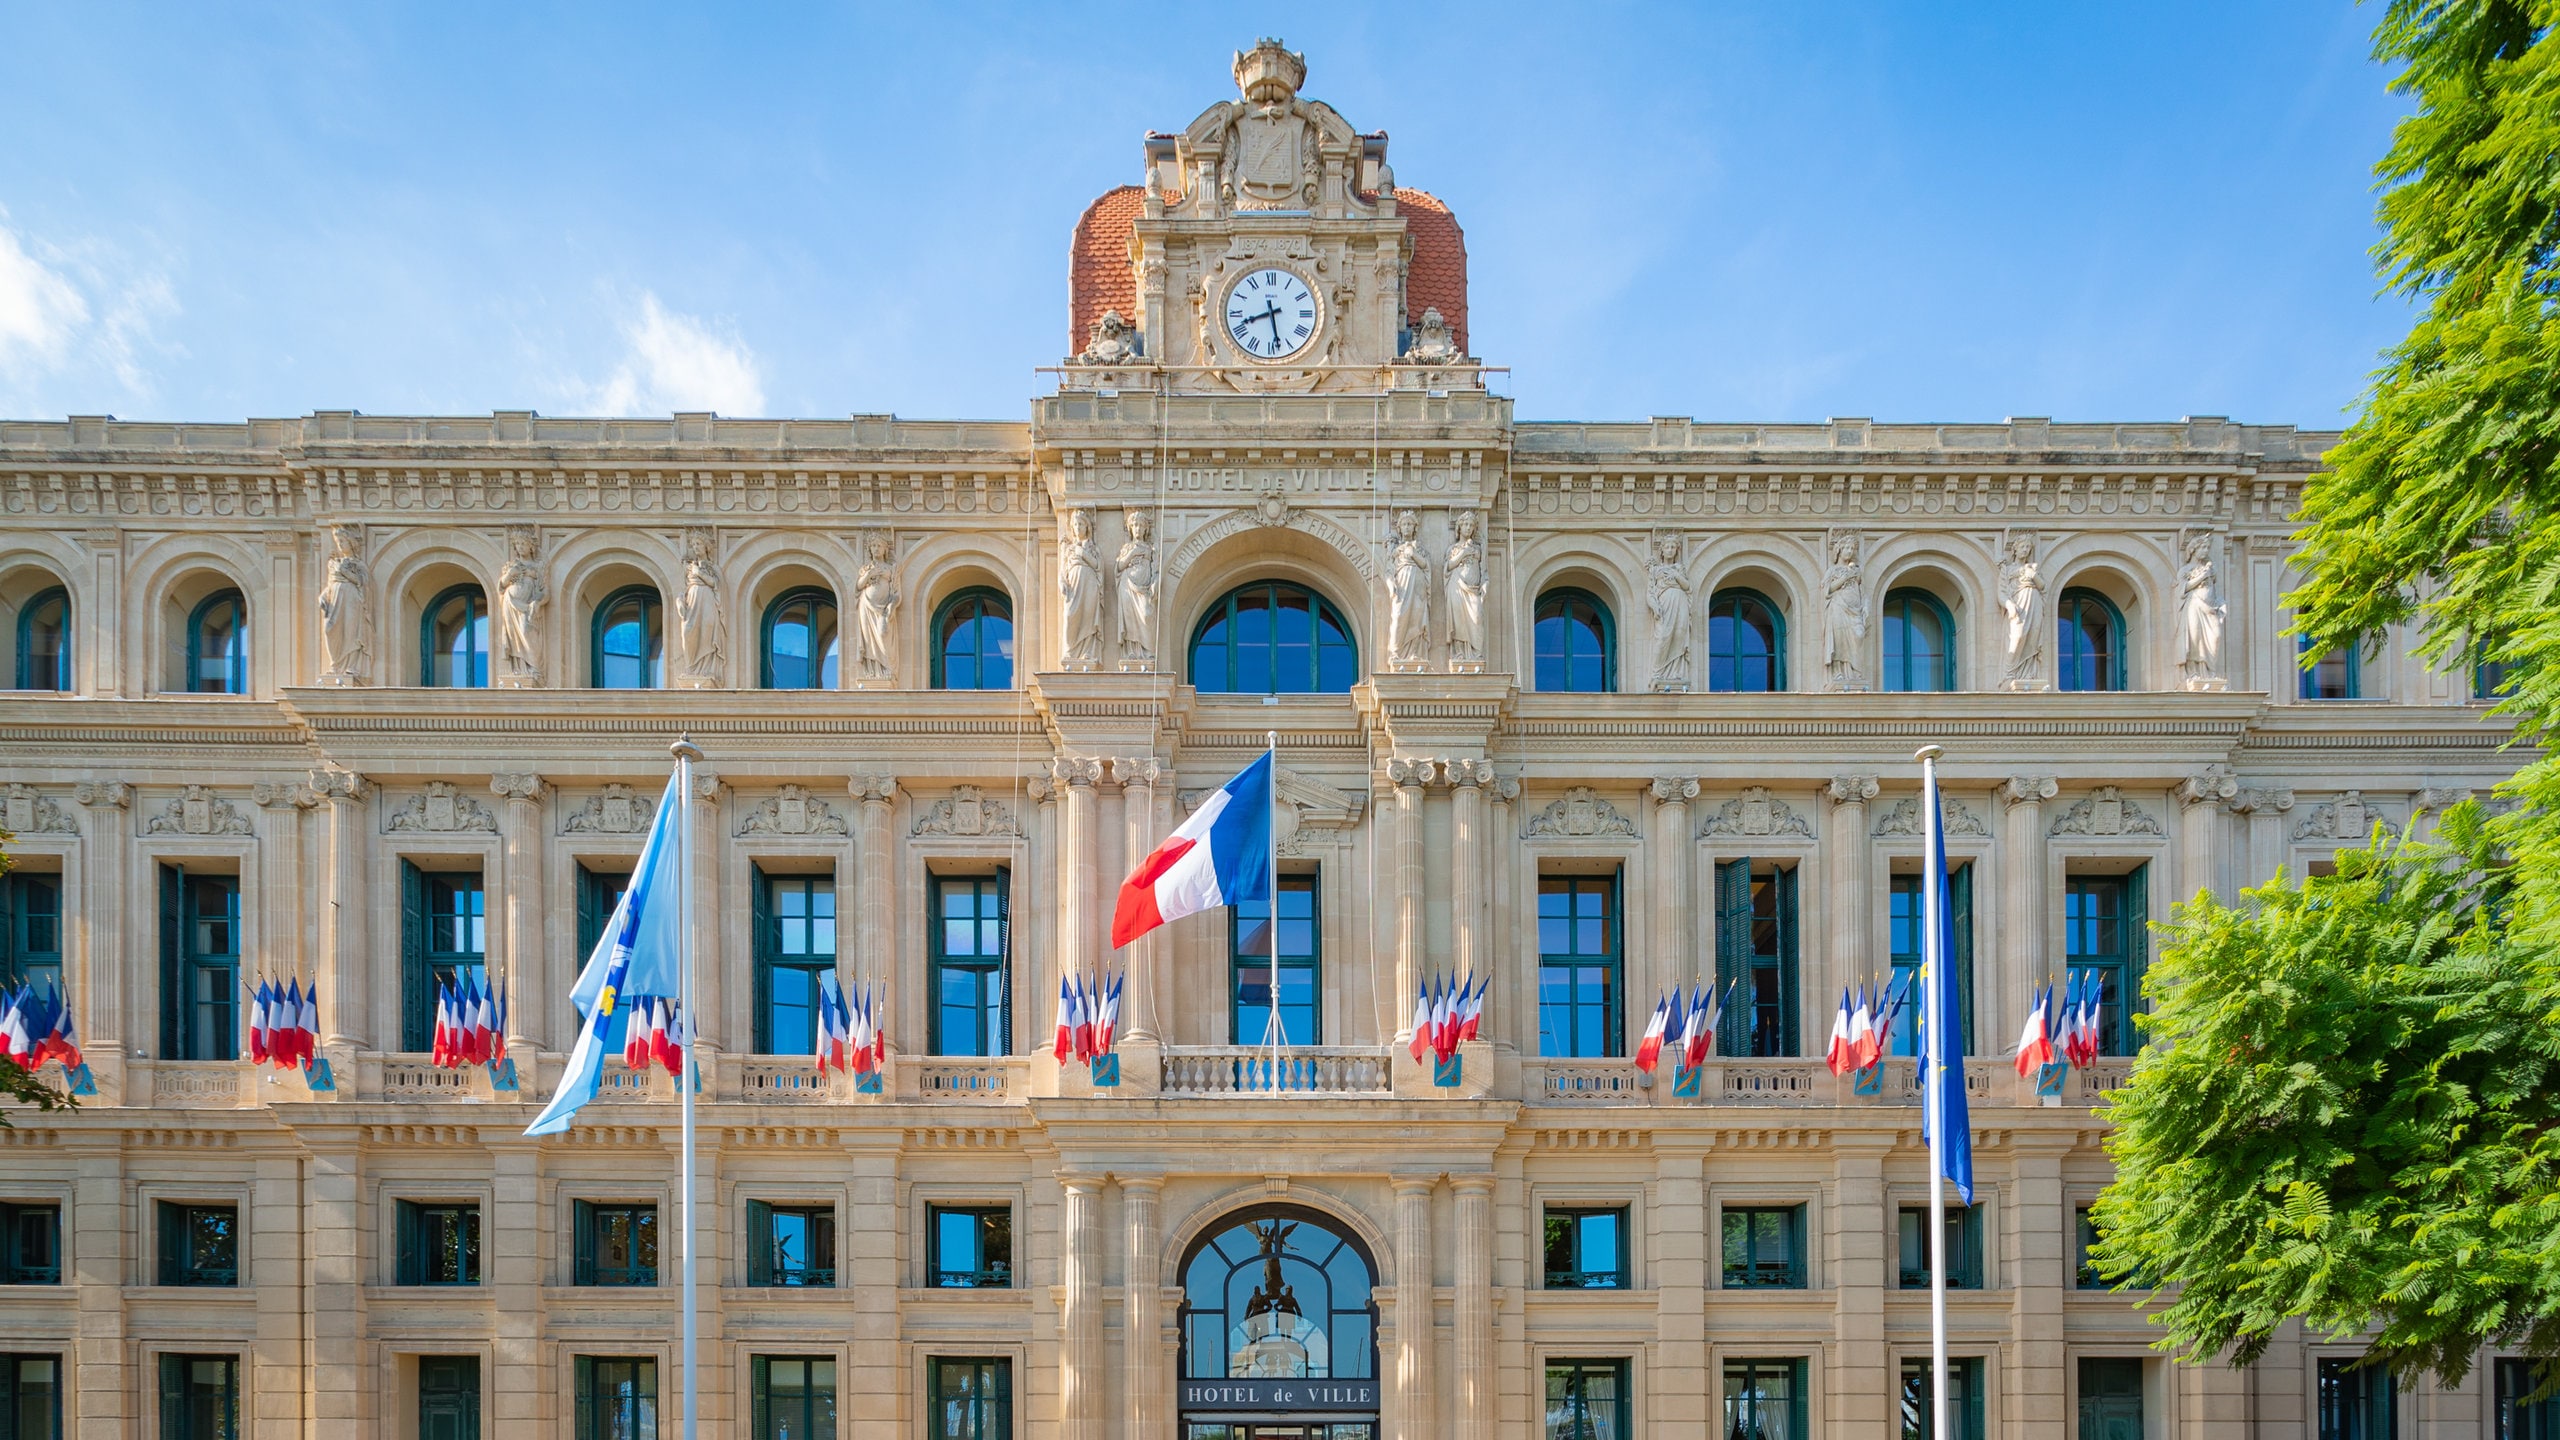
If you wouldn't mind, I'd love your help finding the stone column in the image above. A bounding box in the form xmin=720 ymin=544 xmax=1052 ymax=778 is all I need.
xmin=1056 ymin=757 xmax=1106 ymax=991
xmin=1824 ymin=775 xmax=1878 ymax=1008
xmin=2004 ymin=1137 xmax=2071 ymax=1438
xmin=313 ymin=768 xmax=372 ymax=1051
xmin=1452 ymin=1174 xmax=1495 ymax=1440
xmin=2228 ymin=787 xmax=2294 ymax=893
xmin=1648 ymin=776 xmax=1699 ymax=1009
xmin=1490 ymin=776 xmax=1520 ymax=1050
xmin=1117 ymin=758 xmax=1163 ymax=1043
xmin=1123 ymin=1176 xmax=1167 ymax=1440
xmin=485 ymin=1134 xmax=547 ymax=1434
xmin=2000 ymin=775 xmax=2056 ymax=1003
xmin=2178 ymin=766 xmax=2237 ymax=907
xmin=1828 ymin=1133 xmax=1893 ymax=1436
xmin=1392 ymin=1176 xmax=1437 ymax=1440
xmin=1059 ymin=1174 xmax=1106 ymax=1440
xmin=851 ymin=775 xmax=898 ymax=1051
xmin=71 ymin=782 xmax=131 ymax=1087
xmin=1450 ymin=761 xmax=1490 ymax=991
xmin=304 ymin=1128 xmax=371 ymax=1434
xmin=491 ymin=773 xmax=547 ymax=1065
xmin=1388 ymin=760 xmax=1431 ymax=1043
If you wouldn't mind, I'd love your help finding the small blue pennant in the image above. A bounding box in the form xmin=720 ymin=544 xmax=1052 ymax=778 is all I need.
xmin=853 ymin=1070 xmax=884 ymax=1095
xmin=302 ymin=1058 xmax=335 ymax=1092
xmin=1670 ymin=1065 xmax=1702 ymax=1100
xmin=489 ymin=1057 xmax=518 ymax=1092
xmin=1432 ymin=1053 xmax=1463 ymax=1089
xmin=1851 ymin=1064 xmax=1885 ymax=1097
xmin=66 ymin=1063 xmax=97 ymax=1097
xmin=2035 ymin=1062 xmax=2070 ymax=1098
xmin=1089 ymin=1054 xmax=1121 ymax=1088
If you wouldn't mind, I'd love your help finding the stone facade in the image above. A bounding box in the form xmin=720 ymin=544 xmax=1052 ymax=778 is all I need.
xmin=0 ymin=39 xmax=2536 ymax=1440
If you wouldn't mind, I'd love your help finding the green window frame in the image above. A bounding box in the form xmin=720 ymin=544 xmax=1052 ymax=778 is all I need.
xmin=572 ymin=1201 xmax=658 ymax=1288
xmin=576 ymin=865 xmax=631 ymax=965
xmin=760 ymin=587 xmax=840 ymax=690
xmin=2076 ymin=1207 xmax=2106 ymax=1290
xmin=420 ymin=583 xmax=490 ymax=688
xmin=929 ymin=1206 xmax=1013 ymax=1289
xmin=750 ymin=1356 xmax=835 ymax=1440
xmin=1188 ymin=580 xmax=1358 ymax=695
xmin=1882 ymin=587 xmax=1956 ymax=693
xmin=1716 ymin=859 xmax=1800 ymax=1058
xmin=2057 ymin=588 xmax=2125 ymax=693
xmin=1721 ymin=1206 xmax=1806 ymax=1289
xmin=416 ymin=1355 xmax=480 ymax=1440
xmin=2077 ymin=1357 xmax=2145 ymax=1440
xmin=2298 ymin=632 xmax=2363 ymax=701
xmin=395 ymin=1201 xmax=481 ymax=1287
xmin=930 ymin=872 xmax=1010 ymax=1058
xmin=1533 ymin=587 xmax=1616 ymax=693
xmin=400 ymin=864 xmax=487 ymax=1055
xmin=1724 ymin=1357 xmax=1808 ymax=1440
xmin=574 ymin=1356 xmax=656 ymax=1440
xmin=14 ymin=586 xmax=69 ymax=692
xmin=931 ymin=587 xmax=1015 ymax=691
xmin=1 ymin=1353 xmax=63 ymax=1440
xmin=1898 ymin=1204 xmax=1985 ymax=1290
xmin=1887 ymin=865 xmax=1975 ymax=1056
xmin=753 ymin=870 xmax=836 ymax=1056
xmin=0 ymin=873 xmax=63 ymax=998
xmin=929 ymin=1358 xmax=1011 ymax=1440
xmin=1900 ymin=1356 xmax=1987 ymax=1440
xmin=1708 ymin=587 xmax=1786 ymax=693
xmin=1545 ymin=1358 xmax=1629 ymax=1440
xmin=0 ymin=1204 xmax=60 ymax=1286
xmin=1542 ymin=1207 xmax=1628 ymax=1290
xmin=1538 ymin=872 xmax=1621 ymax=1058
xmin=158 ymin=867 xmax=240 ymax=1062
xmin=744 ymin=1201 xmax=837 ymax=1288
xmin=156 ymin=1354 xmax=237 ymax=1440
xmin=2064 ymin=866 xmax=2148 ymax=1058
xmin=2497 ymin=1359 xmax=2559 ymax=1439
xmin=1230 ymin=871 xmax=1319 ymax=1044
xmin=591 ymin=585 xmax=664 ymax=690
xmin=2318 ymin=1357 xmax=2396 ymax=1440
xmin=185 ymin=589 xmax=248 ymax=695
xmin=156 ymin=1202 xmax=237 ymax=1288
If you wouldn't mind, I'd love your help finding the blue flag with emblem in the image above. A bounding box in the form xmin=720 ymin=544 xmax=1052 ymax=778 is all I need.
xmin=526 ymin=766 xmax=688 ymax=1136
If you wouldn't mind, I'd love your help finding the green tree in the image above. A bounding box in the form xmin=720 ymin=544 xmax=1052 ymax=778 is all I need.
xmin=0 ymin=834 xmax=73 ymax=1123
xmin=2090 ymin=808 xmax=2560 ymax=1383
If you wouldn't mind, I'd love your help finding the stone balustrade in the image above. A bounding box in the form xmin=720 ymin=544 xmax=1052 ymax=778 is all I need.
xmin=1160 ymin=1046 xmax=1392 ymax=1096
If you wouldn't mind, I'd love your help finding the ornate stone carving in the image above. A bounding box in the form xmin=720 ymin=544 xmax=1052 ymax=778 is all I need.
xmin=849 ymin=775 xmax=899 ymax=806
xmin=1821 ymin=531 xmax=1868 ymax=692
xmin=1272 ymin=766 xmax=1368 ymax=857
xmin=494 ymin=525 xmax=546 ymax=687
xmin=674 ymin=528 xmax=726 ymax=688
xmin=912 ymin=785 xmax=1021 ymax=838
xmin=1447 ymin=758 xmax=1497 ymax=789
xmin=1524 ymin=786 xmax=1639 ymax=839
xmin=1077 ymin=308 xmax=1143 ymax=365
xmin=852 ymin=529 xmax=899 ymax=683
xmin=1385 ymin=509 xmax=1431 ymax=671
xmin=2416 ymin=786 xmax=2474 ymax=814
xmin=2228 ymin=786 xmax=2294 ymax=817
xmin=1491 ymin=774 xmax=1521 ymax=805
xmin=2 ymin=785 xmax=77 ymax=834
xmin=1404 ymin=307 xmax=1461 ymax=366
xmin=73 ymin=780 xmax=132 ymax=811
xmin=1385 ymin=756 xmax=1435 ymax=788
xmin=384 ymin=782 xmax=498 ymax=834
xmin=1444 ymin=510 xmax=1485 ymax=673
xmin=734 ymin=785 xmax=847 ymax=838
xmin=1059 ymin=507 xmax=1105 ymax=671
xmin=311 ymin=768 xmax=371 ymax=804
xmin=1116 ymin=510 xmax=1158 ymax=670
xmin=1825 ymin=773 xmax=1880 ymax=805
xmin=1253 ymin=484 xmax=1292 ymax=528
xmin=2179 ymin=764 xmax=2239 ymax=808
xmin=2002 ymin=774 xmax=2059 ymax=807
xmin=250 ymin=781 xmax=319 ymax=811
xmin=315 ymin=522 xmax=371 ymax=686
xmin=1114 ymin=757 xmax=1162 ymax=790
xmin=1220 ymin=39 xmax=1320 ymax=211
xmin=145 ymin=786 xmax=253 ymax=836
xmin=1650 ymin=775 xmax=1701 ymax=804
xmin=1698 ymin=787 xmax=1815 ymax=839
xmin=1646 ymin=530 xmax=1692 ymax=693
xmin=1049 ymin=755 xmax=1107 ymax=789
xmin=2292 ymin=791 xmax=2396 ymax=843
xmin=1998 ymin=530 xmax=2049 ymax=691
xmin=2177 ymin=531 xmax=2229 ymax=692
xmin=1872 ymin=794 xmax=1990 ymax=838
xmin=2047 ymin=787 xmax=2165 ymax=838
xmin=562 ymin=784 xmax=656 ymax=834
xmin=489 ymin=773 xmax=546 ymax=804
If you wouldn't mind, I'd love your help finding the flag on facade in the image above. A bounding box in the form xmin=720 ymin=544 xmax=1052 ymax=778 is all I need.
xmin=1454 ymin=972 xmax=1482 ymax=1043
xmin=1409 ymin=975 xmax=1435 ymax=1063
xmin=246 ymin=978 xmax=271 ymax=1065
xmin=1680 ymin=981 xmax=1724 ymax=1069
xmin=814 ymin=973 xmax=848 ymax=1074
xmin=1096 ymin=972 xmax=1123 ymax=1055
xmin=1824 ymin=988 xmax=1858 ymax=1074
xmin=1111 ymin=751 xmax=1272 ymax=947
xmin=2013 ymin=981 xmax=2054 ymax=1077
xmin=1848 ymin=984 xmax=1882 ymax=1071
xmin=525 ymin=766 xmax=689 ymax=1136
xmin=1633 ymin=988 xmax=1673 ymax=1073
xmin=1920 ymin=759 xmax=1975 ymax=1205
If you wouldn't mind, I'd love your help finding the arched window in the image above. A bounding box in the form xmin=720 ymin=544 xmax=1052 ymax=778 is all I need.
xmin=1707 ymin=588 xmax=1785 ymax=693
xmin=15 ymin=586 xmax=69 ymax=691
xmin=1179 ymin=1206 xmax=1377 ymax=1387
xmin=592 ymin=586 xmax=664 ymax=690
xmin=932 ymin=588 xmax=1015 ymax=691
xmin=421 ymin=584 xmax=490 ymax=688
xmin=1190 ymin=581 xmax=1357 ymax=695
xmin=187 ymin=590 xmax=249 ymax=695
xmin=2057 ymin=588 xmax=2126 ymax=693
xmin=762 ymin=588 xmax=840 ymax=690
xmin=1880 ymin=588 xmax=1955 ymax=693
xmin=1534 ymin=588 xmax=1615 ymax=693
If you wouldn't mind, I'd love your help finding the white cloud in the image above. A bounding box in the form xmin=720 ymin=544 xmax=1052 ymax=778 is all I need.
xmin=0 ymin=210 xmax=179 ymax=413
xmin=0 ymin=222 xmax=92 ymax=375
xmin=582 ymin=292 xmax=765 ymax=416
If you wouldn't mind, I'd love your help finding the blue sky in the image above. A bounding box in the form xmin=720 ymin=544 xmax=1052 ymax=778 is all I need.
xmin=0 ymin=3 xmax=2407 ymax=428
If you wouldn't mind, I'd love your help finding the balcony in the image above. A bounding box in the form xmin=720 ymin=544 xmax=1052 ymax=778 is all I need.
xmin=1160 ymin=1046 xmax=1392 ymax=1096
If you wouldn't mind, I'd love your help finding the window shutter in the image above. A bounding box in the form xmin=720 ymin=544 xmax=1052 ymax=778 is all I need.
xmin=745 ymin=1200 xmax=772 ymax=1287
xmin=576 ymin=868 xmax=603 ymax=964
xmin=572 ymin=1201 xmax=593 ymax=1286
xmin=158 ymin=1354 xmax=185 ymax=1438
xmin=0 ymin=877 xmax=17 ymax=983
xmin=573 ymin=1356 xmax=593 ymax=1439
xmin=995 ymin=867 xmax=1013 ymax=1056
xmin=1775 ymin=864 xmax=1800 ymax=1056
xmin=749 ymin=869 xmax=772 ymax=1055
xmin=157 ymin=1202 xmax=179 ymax=1287
xmin=159 ymin=865 xmax=183 ymax=1059
xmin=2127 ymin=862 xmax=2150 ymax=1033
xmin=400 ymin=861 xmax=430 ymax=1053
xmin=396 ymin=1201 xmax=417 ymax=1287
xmin=1963 ymin=1204 xmax=1985 ymax=1287
xmin=1951 ymin=861 xmax=1976 ymax=1055
xmin=1713 ymin=859 xmax=1751 ymax=1055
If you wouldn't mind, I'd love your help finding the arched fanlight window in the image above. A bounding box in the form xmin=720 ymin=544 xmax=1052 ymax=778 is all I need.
xmin=1179 ymin=1206 xmax=1378 ymax=1385
xmin=15 ymin=585 xmax=69 ymax=691
xmin=187 ymin=589 xmax=249 ymax=695
xmin=1707 ymin=588 xmax=1785 ymax=693
xmin=592 ymin=586 xmax=665 ymax=690
xmin=932 ymin=588 xmax=1015 ymax=691
xmin=2057 ymin=588 xmax=2126 ymax=693
xmin=421 ymin=584 xmax=490 ymax=688
xmin=1533 ymin=588 xmax=1615 ymax=693
xmin=1880 ymin=588 xmax=1955 ymax=693
xmin=1190 ymin=581 xmax=1357 ymax=695
xmin=762 ymin=588 xmax=840 ymax=690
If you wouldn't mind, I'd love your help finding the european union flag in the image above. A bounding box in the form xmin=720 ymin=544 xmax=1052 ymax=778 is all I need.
xmin=526 ymin=767 xmax=689 ymax=1136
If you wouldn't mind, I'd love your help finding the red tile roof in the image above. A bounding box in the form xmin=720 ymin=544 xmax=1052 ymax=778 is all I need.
xmin=1067 ymin=185 xmax=1469 ymax=361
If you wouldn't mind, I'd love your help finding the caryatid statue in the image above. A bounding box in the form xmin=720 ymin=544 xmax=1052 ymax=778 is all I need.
xmin=1385 ymin=509 xmax=1431 ymax=670
xmin=852 ymin=530 xmax=900 ymax=684
xmin=1821 ymin=531 xmax=1868 ymax=692
xmin=494 ymin=526 xmax=547 ymax=686
xmin=1116 ymin=509 xmax=1159 ymax=670
xmin=1444 ymin=509 xmax=1486 ymax=672
xmin=2177 ymin=531 xmax=2228 ymax=691
xmin=1998 ymin=531 xmax=2048 ymax=691
xmin=316 ymin=523 xmax=371 ymax=685
xmin=1059 ymin=507 xmax=1105 ymax=670
xmin=1647 ymin=529 xmax=1693 ymax=693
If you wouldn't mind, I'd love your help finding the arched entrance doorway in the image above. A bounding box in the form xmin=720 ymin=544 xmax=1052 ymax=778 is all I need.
xmin=1178 ymin=1204 xmax=1380 ymax=1440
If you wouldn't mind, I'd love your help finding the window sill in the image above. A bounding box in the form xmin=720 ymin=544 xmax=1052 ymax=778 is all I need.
xmin=124 ymin=1285 xmax=253 ymax=1301
xmin=898 ymin=1286 xmax=1028 ymax=1303
xmin=364 ymin=1283 xmax=487 ymax=1300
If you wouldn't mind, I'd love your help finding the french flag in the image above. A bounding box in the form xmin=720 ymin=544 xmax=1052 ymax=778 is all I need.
xmin=1409 ymin=975 xmax=1434 ymax=1063
xmin=1824 ymin=987 xmax=1857 ymax=1074
xmin=1848 ymin=983 xmax=1882 ymax=1071
xmin=1633 ymin=988 xmax=1674 ymax=1073
xmin=1681 ymin=980 xmax=1724 ymax=1069
xmin=1112 ymin=752 xmax=1272 ymax=948
xmin=2014 ymin=981 xmax=2055 ymax=1077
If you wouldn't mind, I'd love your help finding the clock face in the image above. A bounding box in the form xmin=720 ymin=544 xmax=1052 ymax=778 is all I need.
xmin=1224 ymin=268 xmax=1317 ymax=360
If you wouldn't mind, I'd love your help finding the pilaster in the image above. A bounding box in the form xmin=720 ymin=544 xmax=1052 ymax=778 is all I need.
xmin=249 ymin=1153 xmax=302 ymax=1438
xmin=851 ymin=775 xmax=898 ymax=1060
xmin=1999 ymin=775 xmax=2056 ymax=1021
xmin=1060 ymin=1173 xmax=1106 ymax=1440
xmin=1647 ymin=775 xmax=1698 ymax=1015
xmin=1122 ymin=1175 xmax=1167 ymax=1440
xmin=2178 ymin=765 xmax=2236 ymax=907
xmin=1392 ymin=1175 xmax=1437 ymax=1440
xmin=1829 ymin=1132 xmax=1893 ymax=1437
xmin=1388 ymin=759 xmax=1429 ymax=1045
xmin=1116 ymin=758 xmax=1163 ymax=1044
xmin=313 ymin=768 xmax=372 ymax=1052
xmin=485 ymin=1133 xmax=549 ymax=1434
xmin=1453 ymin=1174 xmax=1496 ymax=1440
xmin=1649 ymin=1148 xmax=1709 ymax=1439
xmin=71 ymin=781 xmax=131 ymax=1098
xmin=491 ymin=773 xmax=547 ymax=1063
xmin=2003 ymin=1134 xmax=2071 ymax=1439
xmin=302 ymin=1128 xmax=370 ymax=1434
xmin=1825 ymin=774 xmax=1879 ymax=1009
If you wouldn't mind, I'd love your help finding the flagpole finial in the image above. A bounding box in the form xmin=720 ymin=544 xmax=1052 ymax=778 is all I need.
xmin=671 ymin=736 xmax=705 ymax=763
xmin=1914 ymin=743 xmax=1944 ymax=764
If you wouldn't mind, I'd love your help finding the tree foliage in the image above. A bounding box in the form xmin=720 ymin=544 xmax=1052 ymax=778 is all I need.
xmin=2090 ymin=807 xmax=2560 ymax=1384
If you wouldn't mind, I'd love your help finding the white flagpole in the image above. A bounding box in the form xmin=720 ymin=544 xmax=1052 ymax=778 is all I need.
xmin=671 ymin=736 xmax=702 ymax=1440
xmin=1918 ymin=742 xmax=1948 ymax=1440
